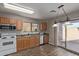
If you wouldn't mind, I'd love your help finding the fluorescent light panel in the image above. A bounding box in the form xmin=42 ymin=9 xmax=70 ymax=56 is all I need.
xmin=3 ymin=3 xmax=34 ymax=14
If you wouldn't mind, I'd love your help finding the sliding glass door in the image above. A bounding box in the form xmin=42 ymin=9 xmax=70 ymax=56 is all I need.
xmin=57 ymin=20 xmax=79 ymax=53
xmin=66 ymin=22 xmax=79 ymax=53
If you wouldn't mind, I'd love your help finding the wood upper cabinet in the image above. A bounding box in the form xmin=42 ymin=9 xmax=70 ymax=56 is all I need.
xmin=0 ymin=17 xmax=10 ymax=24
xmin=0 ymin=17 xmax=16 ymax=25
xmin=39 ymin=22 xmax=47 ymax=31
xmin=0 ymin=17 xmax=5 ymax=24
xmin=9 ymin=19 xmax=16 ymax=24
xmin=16 ymin=20 xmax=23 ymax=31
xmin=5 ymin=17 xmax=10 ymax=24
xmin=0 ymin=17 xmax=23 ymax=30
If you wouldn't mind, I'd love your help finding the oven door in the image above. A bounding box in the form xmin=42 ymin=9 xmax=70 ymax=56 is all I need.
xmin=0 ymin=38 xmax=16 ymax=51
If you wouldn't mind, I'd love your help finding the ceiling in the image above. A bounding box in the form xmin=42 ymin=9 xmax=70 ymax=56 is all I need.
xmin=0 ymin=3 xmax=79 ymax=20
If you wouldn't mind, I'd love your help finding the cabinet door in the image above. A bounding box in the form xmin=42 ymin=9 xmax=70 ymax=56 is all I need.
xmin=30 ymin=35 xmax=40 ymax=48
xmin=26 ymin=37 xmax=30 ymax=49
xmin=30 ymin=36 xmax=35 ymax=48
xmin=0 ymin=17 xmax=10 ymax=24
xmin=33 ymin=35 xmax=40 ymax=47
xmin=35 ymin=35 xmax=40 ymax=46
xmin=20 ymin=37 xmax=24 ymax=50
xmin=16 ymin=39 xmax=19 ymax=51
xmin=3 ymin=17 xmax=10 ymax=24
xmin=5 ymin=17 xmax=10 ymax=24
xmin=40 ymin=22 xmax=47 ymax=31
xmin=0 ymin=17 xmax=16 ymax=24
xmin=44 ymin=35 xmax=49 ymax=44
xmin=0 ymin=17 xmax=5 ymax=24
xmin=16 ymin=39 xmax=22 ymax=52
xmin=16 ymin=20 xmax=23 ymax=31
xmin=16 ymin=36 xmax=30 ymax=52
xmin=23 ymin=38 xmax=27 ymax=49
xmin=10 ymin=19 xmax=16 ymax=25
xmin=23 ymin=37 xmax=30 ymax=49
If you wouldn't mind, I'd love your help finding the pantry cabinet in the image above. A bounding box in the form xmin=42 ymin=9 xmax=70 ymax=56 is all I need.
xmin=39 ymin=22 xmax=47 ymax=31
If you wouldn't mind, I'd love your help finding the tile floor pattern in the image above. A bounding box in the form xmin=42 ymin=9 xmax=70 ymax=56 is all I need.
xmin=8 ymin=44 xmax=77 ymax=56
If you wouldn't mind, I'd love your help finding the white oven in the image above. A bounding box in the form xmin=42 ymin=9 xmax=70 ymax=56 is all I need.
xmin=0 ymin=33 xmax=16 ymax=56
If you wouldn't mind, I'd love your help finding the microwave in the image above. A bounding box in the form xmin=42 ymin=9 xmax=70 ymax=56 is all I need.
xmin=0 ymin=25 xmax=16 ymax=30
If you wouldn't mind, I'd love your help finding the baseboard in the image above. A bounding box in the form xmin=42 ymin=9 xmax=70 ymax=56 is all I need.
xmin=40 ymin=43 xmax=49 ymax=46
xmin=58 ymin=46 xmax=79 ymax=56
xmin=48 ymin=43 xmax=54 ymax=46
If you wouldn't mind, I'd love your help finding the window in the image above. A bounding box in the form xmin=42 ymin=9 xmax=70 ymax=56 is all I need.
xmin=22 ymin=22 xmax=31 ymax=32
xmin=32 ymin=23 xmax=39 ymax=32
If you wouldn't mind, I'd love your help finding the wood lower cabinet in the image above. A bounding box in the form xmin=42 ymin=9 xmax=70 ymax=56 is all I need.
xmin=16 ymin=36 xmax=30 ymax=52
xmin=30 ymin=35 xmax=40 ymax=48
xmin=34 ymin=35 xmax=40 ymax=46
xmin=30 ymin=36 xmax=35 ymax=48
xmin=43 ymin=34 xmax=49 ymax=44
xmin=23 ymin=37 xmax=30 ymax=49
xmin=16 ymin=38 xmax=22 ymax=51
xmin=16 ymin=35 xmax=39 ymax=52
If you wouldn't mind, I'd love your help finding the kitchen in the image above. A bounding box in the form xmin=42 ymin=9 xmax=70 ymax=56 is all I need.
xmin=0 ymin=3 xmax=49 ymax=56
xmin=0 ymin=3 xmax=79 ymax=56
xmin=0 ymin=15 xmax=49 ymax=55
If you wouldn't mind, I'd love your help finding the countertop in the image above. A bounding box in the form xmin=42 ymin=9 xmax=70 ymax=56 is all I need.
xmin=0 ymin=31 xmax=49 ymax=36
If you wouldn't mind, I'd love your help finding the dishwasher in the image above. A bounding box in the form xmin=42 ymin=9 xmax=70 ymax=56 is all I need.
xmin=40 ymin=33 xmax=44 ymax=44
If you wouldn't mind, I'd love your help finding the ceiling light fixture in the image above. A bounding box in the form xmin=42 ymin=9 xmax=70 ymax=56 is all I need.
xmin=58 ymin=5 xmax=71 ymax=25
xmin=52 ymin=21 xmax=58 ymax=27
xmin=51 ymin=9 xmax=60 ymax=27
xmin=3 ymin=3 xmax=34 ymax=14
